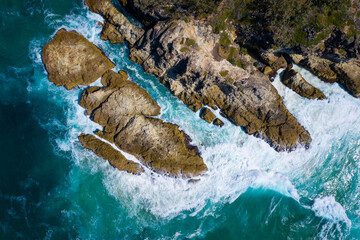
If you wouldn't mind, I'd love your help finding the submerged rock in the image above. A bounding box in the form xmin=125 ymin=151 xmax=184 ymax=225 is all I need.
xmin=85 ymin=0 xmax=144 ymax=46
xmin=42 ymin=29 xmax=115 ymax=89
xmin=79 ymin=133 xmax=144 ymax=175
xmin=80 ymin=70 xmax=207 ymax=177
xmin=281 ymin=68 xmax=326 ymax=100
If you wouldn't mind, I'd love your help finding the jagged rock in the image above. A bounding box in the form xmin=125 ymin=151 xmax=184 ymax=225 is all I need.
xmin=128 ymin=20 xmax=311 ymax=151
xmin=100 ymin=21 xmax=124 ymax=43
xmin=290 ymin=54 xmax=360 ymax=98
xmin=79 ymin=133 xmax=144 ymax=174
xmin=42 ymin=29 xmax=115 ymax=89
xmin=200 ymin=108 xmax=216 ymax=123
xmin=293 ymin=54 xmax=338 ymax=83
xmin=85 ymin=0 xmax=144 ymax=46
xmin=213 ymin=118 xmax=224 ymax=127
xmin=263 ymin=66 xmax=274 ymax=76
xmin=281 ymin=68 xmax=326 ymax=100
xmin=114 ymin=115 xmax=207 ymax=177
xmin=332 ymin=60 xmax=360 ymax=98
xmin=260 ymin=52 xmax=288 ymax=72
xmin=80 ymin=70 xmax=207 ymax=177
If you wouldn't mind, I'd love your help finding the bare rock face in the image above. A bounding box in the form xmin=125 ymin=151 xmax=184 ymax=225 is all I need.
xmin=128 ymin=20 xmax=311 ymax=151
xmin=100 ymin=21 xmax=124 ymax=44
xmin=85 ymin=0 xmax=144 ymax=46
xmin=295 ymin=55 xmax=338 ymax=83
xmin=332 ymin=60 xmax=360 ymax=98
xmin=80 ymin=70 xmax=207 ymax=177
xmin=79 ymin=133 xmax=144 ymax=174
xmin=42 ymin=29 xmax=115 ymax=89
xmin=114 ymin=115 xmax=207 ymax=177
xmin=281 ymin=68 xmax=326 ymax=100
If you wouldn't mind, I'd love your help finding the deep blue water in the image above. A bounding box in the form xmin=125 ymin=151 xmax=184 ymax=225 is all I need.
xmin=1 ymin=0 xmax=360 ymax=239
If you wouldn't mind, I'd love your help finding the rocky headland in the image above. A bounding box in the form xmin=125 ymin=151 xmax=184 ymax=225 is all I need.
xmin=42 ymin=0 xmax=360 ymax=177
xmin=86 ymin=0 xmax=312 ymax=151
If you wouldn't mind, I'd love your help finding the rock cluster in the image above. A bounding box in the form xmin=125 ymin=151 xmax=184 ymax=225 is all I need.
xmin=42 ymin=29 xmax=207 ymax=177
xmin=290 ymin=54 xmax=360 ymax=98
xmin=80 ymin=70 xmax=207 ymax=177
xmin=281 ymin=66 xmax=326 ymax=100
xmin=85 ymin=0 xmax=313 ymax=151
xmin=85 ymin=0 xmax=144 ymax=45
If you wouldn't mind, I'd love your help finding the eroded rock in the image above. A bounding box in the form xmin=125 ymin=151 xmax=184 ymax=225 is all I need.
xmin=127 ymin=20 xmax=311 ymax=151
xmin=85 ymin=0 xmax=144 ymax=46
xmin=333 ymin=60 xmax=360 ymax=98
xmin=281 ymin=68 xmax=326 ymax=100
xmin=80 ymin=70 xmax=207 ymax=177
xmin=213 ymin=118 xmax=224 ymax=127
xmin=42 ymin=29 xmax=115 ymax=89
xmin=79 ymin=133 xmax=144 ymax=174
xmin=200 ymin=108 xmax=216 ymax=123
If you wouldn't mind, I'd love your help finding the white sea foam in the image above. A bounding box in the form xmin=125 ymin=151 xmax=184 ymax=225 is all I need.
xmin=28 ymin=4 xmax=360 ymax=238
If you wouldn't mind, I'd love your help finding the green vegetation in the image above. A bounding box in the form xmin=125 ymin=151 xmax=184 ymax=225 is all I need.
xmin=151 ymin=0 xmax=358 ymax=49
xmin=220 ymin=70 xmax=229 ymax=77
xmin=180 ymin=47 xmax=189 ymax=52
xmin=185 ymin=38 xmax=196 ymax=46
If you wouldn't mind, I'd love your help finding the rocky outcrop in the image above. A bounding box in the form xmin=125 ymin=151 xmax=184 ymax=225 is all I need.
xmin=84 ymin=0 xmax=312 ymax=151
xmin=332 ymin=60 xmax=360 ymax=98
xmin=42 ymin=29 xmax=115 ymax=89
xmin=281 ymin=67 xmax=326 ymax=100
xmin=290 ymin=54 xmax=360 ymax=98
xmin=79 ymin=133 xmax=144 ymax=174
xmin=100 ymin=21 xmax=124 ymax=44
xmin=42 ymin=28 xmax=207 ymax=177
xmin=80 ymin=70 xmax=207 ymax=177
xmin=127 ymin=20 xmax=311 ymax=151
xmin=200 ymin=108 xmax=216 ymax=123
xmin=85 ymin=0 xmax=144 ymax=46
xmin=292 ymin=54 xmax=338 ymax=83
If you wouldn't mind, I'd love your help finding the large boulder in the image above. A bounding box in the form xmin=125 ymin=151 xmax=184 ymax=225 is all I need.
xmin=80 ymin=70 xmax=207 ymax=177
xmin=42 ymin=29 xmax=115 ymax=89
xmin=85 ymin=0 xmax=144 ymax=45
xmin=281 ymin=67 xmax=326 ymax=100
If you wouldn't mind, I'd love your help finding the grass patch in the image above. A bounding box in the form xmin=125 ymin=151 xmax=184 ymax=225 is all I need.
xmin=220 ymin=70 xmax=229 ymax=77
xmin=186 ymin=38 xmax=196 ymax=46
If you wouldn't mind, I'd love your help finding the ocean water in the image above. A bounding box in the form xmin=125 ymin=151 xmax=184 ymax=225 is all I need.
xmin=1 ymin=0 xmax=360 ymax=239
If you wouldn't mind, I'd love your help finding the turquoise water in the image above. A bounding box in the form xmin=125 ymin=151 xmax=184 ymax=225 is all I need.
xmin=1 ymin=0 xmax=360 ymax=239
